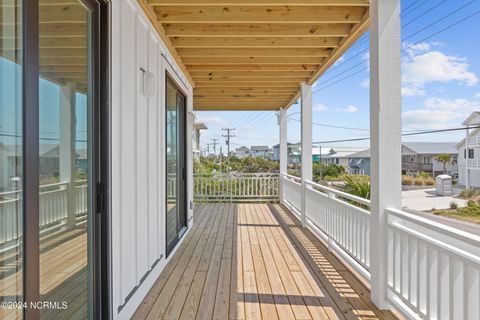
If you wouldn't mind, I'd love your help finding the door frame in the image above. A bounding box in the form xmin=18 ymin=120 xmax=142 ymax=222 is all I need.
xmin=165 ymin=73 xmax=188 ymax=257
xmin=20 ymin=0 xmax=111 ymax=318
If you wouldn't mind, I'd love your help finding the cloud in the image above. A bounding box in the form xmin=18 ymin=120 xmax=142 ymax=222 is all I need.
xmin=197 ymin=116 xmax=228 ymax=127
xmin=402 ymin=95 xmax=480 ymax=130
xmin=336 ymin=105 xmax=358 ymax=113
xmin=313 ymin=103 xmax=328 ymax=112
xmin=359 ymin=78 xmax=369 ymax=89
xmin=402 ymin=86 xmax=425 ymax=97
xmin=402 ymin=45 xmax=478 ymax=95
xmin=475 ymin=92 xmax=480 ymax=99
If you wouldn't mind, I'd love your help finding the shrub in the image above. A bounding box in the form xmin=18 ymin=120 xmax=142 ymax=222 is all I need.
xmin=425 ymin=177 xmax=435 ymax=186
xmin=449 ymin=201 xmax=458 ymax=210
xmin=402 ymin=175 xmax=414 ymax=186
xmin=467 ymin=200 xmax=477 ymax=207
xmin=417 ymin=171 xmax=431 ymax=179
xmin=342 ymin=175 xmax=371 ymax=199
xmin=414 ymin=178 xmax=424 ymax=186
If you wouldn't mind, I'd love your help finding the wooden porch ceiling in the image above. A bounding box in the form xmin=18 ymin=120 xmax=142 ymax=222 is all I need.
xmin=141 ymin=0 xmax=370 ymax=111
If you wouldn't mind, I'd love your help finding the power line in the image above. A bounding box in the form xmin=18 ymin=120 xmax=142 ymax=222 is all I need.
xmin=210 ymin=138 xmax=219 ymax=156
xmin=402 ymin=0 xmax=448 ymax=28
xmin=402 ymin=0 xmax=433 ymax=18
xmin=288 ymin=118 xmax=369 ymax=132
xmin=312 ymin=125 xmax=480 ymax=145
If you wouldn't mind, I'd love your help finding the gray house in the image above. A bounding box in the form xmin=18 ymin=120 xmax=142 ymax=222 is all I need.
xmin=348 ymin=149 xmax=371 ymax=175
xmin=402 ymin=142 xmax=458 ymax=177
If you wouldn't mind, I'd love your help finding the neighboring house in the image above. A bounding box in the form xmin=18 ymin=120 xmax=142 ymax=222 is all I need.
xmin=250 ymin=145 xmax=269 ymax=158
xmin=348 ymin=149 xmax=371 ymax=175
xmin=457 ymin=111 xmax=480 ymax=187
xmin=234 ymin=146 xmax=250 ymax=158
xmin=192 ymin=122 xmax=208 ymax=160
xmin=402 ymin=142 xmax=458 ymax=177
xmin=320 ymin=147 xmax=368 ymax=171
xmin=272 ymin=142 xmax=301 ymax=164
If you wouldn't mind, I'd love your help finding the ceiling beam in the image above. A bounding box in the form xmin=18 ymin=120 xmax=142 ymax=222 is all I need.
xmin=171 ymin=36 xmax=341 ymax=48
xmin=164 ymin=23 xmax=352 ymax=37
xmin=182 ymin=56 xmax=325 ymax=64
xmin=186 ymin=64 xmax=320 ymax=71
xmin=154 ymin=6 xmax=364 ymax=23
xmin=177 ymin=47 xmax=330 ymax=57
xmin=190 ymin=70 xmax=313 ymax=77
xmin=148 ymin=0 xmax=369 ymax=6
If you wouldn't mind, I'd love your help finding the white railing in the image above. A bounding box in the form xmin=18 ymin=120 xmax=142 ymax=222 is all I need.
xmin=280 ymin=173 xmax=302 ymax=218
xmin=0 ymin=181 xmax=88 ymax=247
xmin=387 ymin=208 xmax=480 ymax=320
xmin=304 ymin=180 xmax=370 ymax=272
xmin=193 ymin=173 xmax=279 ymax=203
xmin=280 ymin=175 xmax=480 ymax=319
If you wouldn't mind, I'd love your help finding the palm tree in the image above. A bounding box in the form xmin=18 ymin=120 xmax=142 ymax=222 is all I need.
xmin=436 ymin=153 xmax=452 ymax=174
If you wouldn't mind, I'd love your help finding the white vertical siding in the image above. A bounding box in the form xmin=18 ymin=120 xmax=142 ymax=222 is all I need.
xmin=111 ymin=0 xmax=194 ymax=319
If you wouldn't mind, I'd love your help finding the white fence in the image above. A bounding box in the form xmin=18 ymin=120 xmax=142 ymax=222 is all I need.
xmin=193 ymin=173 xmax=279 ymax=203
xmin=280 ymin=173 xmax=480 ymax=319
xmin=0 ymin=181 xmax=88 ymax=248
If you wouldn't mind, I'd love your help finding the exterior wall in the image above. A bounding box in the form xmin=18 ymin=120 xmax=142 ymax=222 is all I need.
xmin=111 ymin=1 xmax=194 ymax=319
xmin=348 ymin=158 xmax=371 ymax=175
xmin=458 ymin=141 xmax=480 ymax=186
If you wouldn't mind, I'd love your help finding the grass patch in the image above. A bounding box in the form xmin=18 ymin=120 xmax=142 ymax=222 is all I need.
xmin=433 ymin=201 xmax=480 ymax=224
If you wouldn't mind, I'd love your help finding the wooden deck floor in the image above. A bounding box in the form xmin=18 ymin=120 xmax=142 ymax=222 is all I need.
xmin=133 ymin=203 xmax=398 ymax=320
xmin=0 ymin=226 xmax=88 ymax=320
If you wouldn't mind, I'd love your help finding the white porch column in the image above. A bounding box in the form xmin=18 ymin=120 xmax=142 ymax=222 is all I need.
xmin=466 ymin=125 xmax=470 ymax=189
xmin=59 ymin=83 xmax=77 ymax=228
xmin=370 ymin=0 xmax=401 ymax=309
xmin=301 ymin=82 xmax=312 ymax=227
xmin=279 ymin=108 xmax=288 ymax=204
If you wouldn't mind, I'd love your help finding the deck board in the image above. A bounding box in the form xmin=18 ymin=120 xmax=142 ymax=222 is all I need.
xmin=133 ymin=203 xmax=399 ymax=320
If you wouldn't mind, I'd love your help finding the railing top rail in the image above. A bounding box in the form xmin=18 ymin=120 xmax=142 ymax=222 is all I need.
xmin=193 ymin=172 xmax=279 ymax=176
xmin=281 ymin=173 xmax=302 ymax=183
xmin=387 ymin=208 xmax=480 ymax=246
xmin=305 ymin=179 xmax=371 ymax=207
xmin=0 ymin=181 xmax=70 ymax=197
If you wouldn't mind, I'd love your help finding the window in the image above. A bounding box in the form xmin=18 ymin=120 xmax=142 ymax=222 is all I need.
xmin=469 ymin=149 xmax=475 ymax=159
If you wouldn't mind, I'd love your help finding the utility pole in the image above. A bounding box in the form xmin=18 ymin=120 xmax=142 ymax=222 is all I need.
xmin=211 ymin=138 xmax=219 ymax=157
xmin=222 ymin=128 xmax=236 ymax=157
xmin=205 ymin=143 xmax=213 ymax=157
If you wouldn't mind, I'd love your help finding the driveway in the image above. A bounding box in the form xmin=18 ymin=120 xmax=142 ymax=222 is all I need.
xmin=402 ymin=188 xmax=468 ymax=211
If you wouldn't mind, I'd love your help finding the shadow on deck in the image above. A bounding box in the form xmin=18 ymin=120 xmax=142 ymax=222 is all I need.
xmin=133 ymin=203 xmax=398 ymax=320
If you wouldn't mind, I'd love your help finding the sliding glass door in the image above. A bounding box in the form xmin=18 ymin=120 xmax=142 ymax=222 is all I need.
xmin=0 ymin=0 xmax=107 ymax=318
xmin=166 ymin=75 xmax=187 ymax=256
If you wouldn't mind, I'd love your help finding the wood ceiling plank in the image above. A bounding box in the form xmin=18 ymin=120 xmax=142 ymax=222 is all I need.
xmin=190 ymin=70 xmax=313 ymax=77
xmin=148 ymin=0 xmax=369 ymax=6
xmin=195 ymin=82 xmax=298 ymax=87
xmin=171 ymin=36 xmax=341 ymax=48
xmin=194 ymin=94 xmax=294 ymax=98
xmin=186 ymin=64 xmax=320 ymax=71
xmin=194 ymin=89 xmax=299 ymax=94
xmin=182 ymin=56 xmax=324 ymax=64
xmin=154 ymin=6 xmax=364 ymax=23
xmin=192 ymin=76 xmax=308 ymax=82
xmin=164 ymin=23 xmax=352 ymax=37
xmin=177 ymin=47 xmax=330 ymax=57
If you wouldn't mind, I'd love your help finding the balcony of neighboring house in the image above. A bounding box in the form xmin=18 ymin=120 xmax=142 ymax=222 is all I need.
xmin=2 ymin=0 xmax=480 ymax=320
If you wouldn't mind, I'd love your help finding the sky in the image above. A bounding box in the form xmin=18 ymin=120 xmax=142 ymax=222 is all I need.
xmin=196 ymin=0 xmax=480 ymax=154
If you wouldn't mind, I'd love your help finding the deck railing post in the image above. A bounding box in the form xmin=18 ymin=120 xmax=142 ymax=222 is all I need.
xmin=370 ymin=0 xmax=401 ymax=309
xmin=279 ymin=108 xmax=288 ymax=204
xmin=300 ymin=82 xmax=312 ymax=228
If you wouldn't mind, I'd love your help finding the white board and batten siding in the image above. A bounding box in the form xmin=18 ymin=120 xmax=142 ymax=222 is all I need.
xmin=111 ymin=1 xmax=194 ymax=319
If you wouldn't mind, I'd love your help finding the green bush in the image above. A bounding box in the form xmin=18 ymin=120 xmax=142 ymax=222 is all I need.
xmin=342 ymin=175 xmax=371 ymax=199
xmin=467 ymin=200 xmax=477 ymax=207
xmin=449 ymin=201 xmax=458 ymax=209
xmin=416 ymin=171 xmax=431 ymax=179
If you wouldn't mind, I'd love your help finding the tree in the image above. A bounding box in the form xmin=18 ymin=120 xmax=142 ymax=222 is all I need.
xmin=436 ymin=153 xmax=452 ymax=174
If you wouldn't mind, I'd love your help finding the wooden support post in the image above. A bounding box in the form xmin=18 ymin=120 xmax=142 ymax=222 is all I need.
xmin=59 ymin=83 xmax=77 ymax=229
xmin=279 ymin=108 xmax=287 ymax=204
xmin=369 ymin=0 xmax=401 ymax=309
xmin=300 ymin=82 xmax=312 ymax=227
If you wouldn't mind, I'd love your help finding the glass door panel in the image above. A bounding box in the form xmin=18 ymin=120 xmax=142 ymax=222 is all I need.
xmin=39 ymin=1 xmax=91 ymax=318
xmin=0 ymin=0 xmax=23 ymax=319
xmin=166 ymin=77 xmax=187 ymax=256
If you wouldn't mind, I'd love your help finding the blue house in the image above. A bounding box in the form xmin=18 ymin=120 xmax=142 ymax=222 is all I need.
xmin=348 ymin=149 xmax=371 ymax=175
